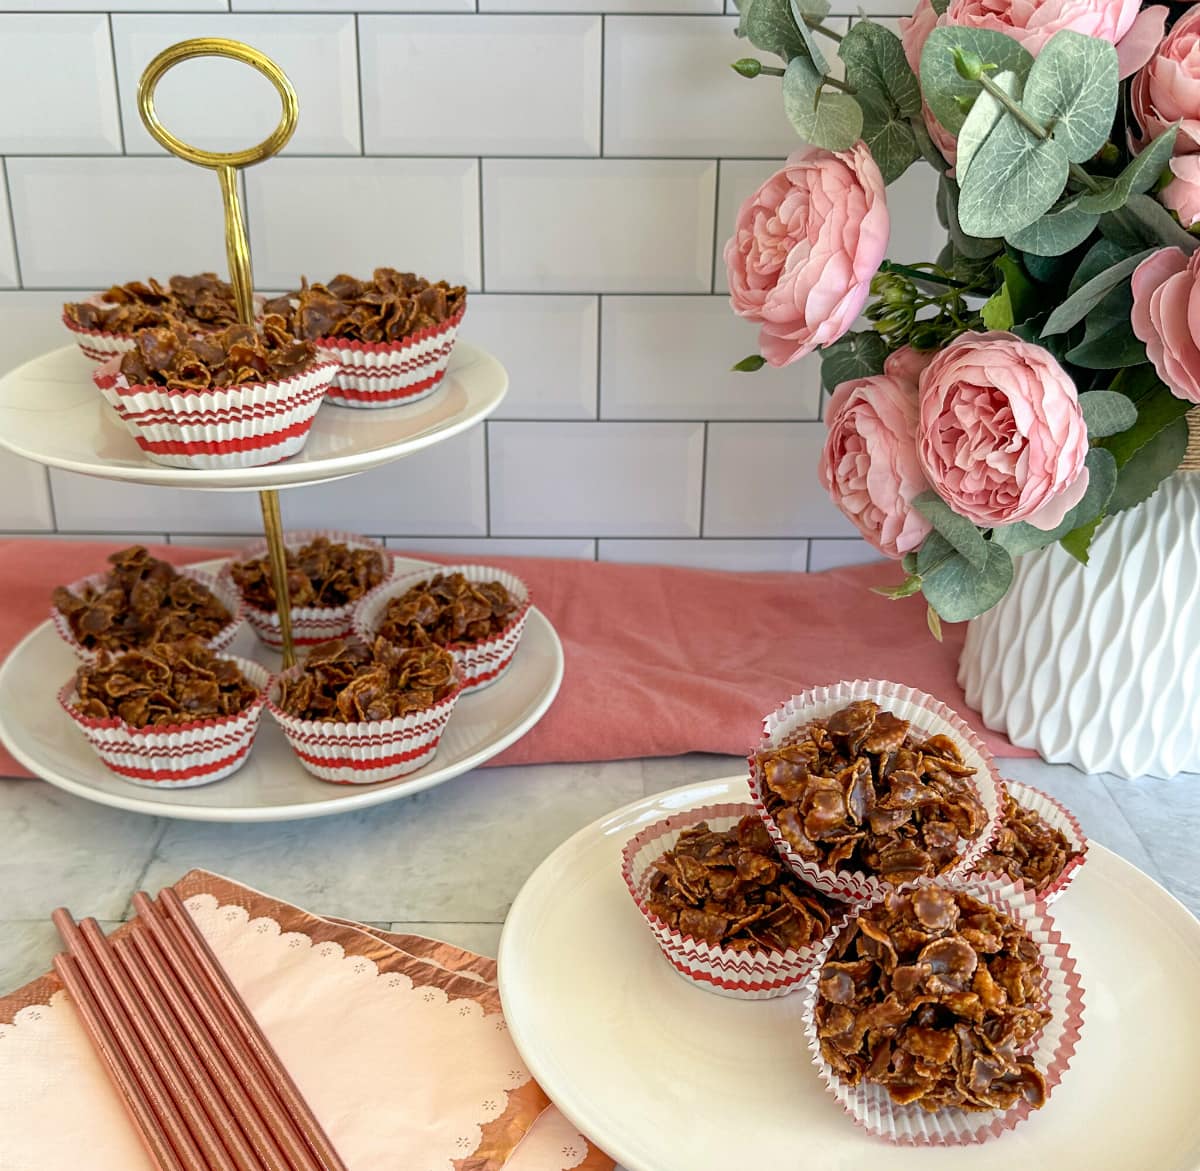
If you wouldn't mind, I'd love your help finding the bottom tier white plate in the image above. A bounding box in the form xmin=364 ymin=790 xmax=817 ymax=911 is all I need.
xmin=498 ymin=777 xmax=1200 ymax=1171
xmin=0 ymin=558 xmax=563 ymax=822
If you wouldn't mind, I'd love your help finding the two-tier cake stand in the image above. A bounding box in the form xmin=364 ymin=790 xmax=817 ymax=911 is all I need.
xmin=0 ymin=40 xmax=563 ymax=821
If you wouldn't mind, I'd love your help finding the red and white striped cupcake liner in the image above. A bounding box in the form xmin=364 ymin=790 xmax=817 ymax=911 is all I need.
xmin=972 ymin=780 xmax=1089 ymax=905
xmin=315 ymin=304 xmax=465 ymax=408
xmin=354 ymin=564 xmax=531 ymax=696
xmin=747 ymin=680 xmax=1004 ymax=905
xmin=50 ymin=566 xmax=243 ymax=664
xmin=93 ymin=354 xmax=339 ymax=470
xmin=622 ymin=802 xmax=847 ymax=1000
xmin=266 ymin=662 xmax=464 ymax=785
xmin=219 ymin=530 xmax=393 ymax=653
xmin=62 ymin=309 xmax=140 ymax=364
xmin=800 ymin=875 xmax=1085 ymax=1145
xmin=58 ymin=657 xmax=270 ymax=789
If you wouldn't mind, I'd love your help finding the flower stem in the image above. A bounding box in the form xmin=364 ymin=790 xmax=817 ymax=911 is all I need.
xmin=805 ymin=18 xmax=844 ymax=42
xmin=878 ymin=260 xmax=970 ymax=289
xmin=820 ymin=74 xmax=855 ymax=94
xmin=758 ymin=64 xmax=785 ymax=75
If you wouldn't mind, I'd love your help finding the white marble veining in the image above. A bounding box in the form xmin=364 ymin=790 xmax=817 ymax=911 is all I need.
xmin=0 ymin=755 xmax=1195 ymax=995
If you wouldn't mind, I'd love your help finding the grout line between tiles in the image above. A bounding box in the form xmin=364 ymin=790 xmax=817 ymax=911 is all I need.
xmin=477 ymin=158 xmax=486 ymax=290
xmin=106 ymin=14 xmax=127 ymax=154
xmin=697 ymin=421 xmax=708 ymax=536
xmin=594 ymin=296 xmax=603 ymax=419
xmin=1 ymin=160 xmax=23 ymax=289
xmin=599 ymin=14 xmax=606 ymax=156
xmin=709 ymin=158 xmax=720 ymax=293
xmin=483 ymin=419 xmax=492 ymax=535
xmin=353 ymin=14 xmax=367 ymax=155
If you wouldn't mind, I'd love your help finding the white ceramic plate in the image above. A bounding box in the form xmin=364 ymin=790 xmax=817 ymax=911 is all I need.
xmin=499 ymin=777 xmax=1200 ymax=1171
xmin=0 ymin=343 xmax=506 ymax=491
xmin=0 ymin=558 xmax=562 ymax=822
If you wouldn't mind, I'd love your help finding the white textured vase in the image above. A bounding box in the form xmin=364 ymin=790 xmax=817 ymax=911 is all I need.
xmin=959 ymin=431 xmax=1200 ymax=779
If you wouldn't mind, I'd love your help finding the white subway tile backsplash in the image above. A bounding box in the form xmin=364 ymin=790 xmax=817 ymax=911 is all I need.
xmin=879 ymin=160 xmax=944 ymax=267
xmin=0 ymin=16 xmax=122 ymax=154
xmin=482 ymin=159 xmax=715 ymax=293
xmin=463 ymin=295 xmax=597 ymax=420
xmin=603 ymin=17 xmax=794 ymax=158
xmin=0 ymin=451 xmax=52 ymax=530
xmin=704 ymin=422 xmax=858 ymax=537
xmin=713 ymin=158 xmax=778 ymax=295
xmin=808 ymin=538 xmax=884 ymax=572
xmin=600 ymin=295 xmax=819 ymax=420
xmin=385 ymin=537 xmax=596 ymax=560
xmin=599 ymin=538 xmax=807 ymax=570
xmin=0 ymin=1 xmax=225 ymax=9
xmin=6 ymin=158 xmax=227 ymax=289
xmin=0 ymin=292 xmax=80 ymax=375
xmin=111 ymin=15 xmax=360 ymax=157
xmin=489 ymin=421 xmax=703 ymax=536
xmin=361 ymin=16 xmax=600 ymax=157
xmin=246 ymin=158 xmax=481 ymax=291
xmin=483 ymin=0 xmax=719 ymax=11
xmin=48 ymin=473 xmax=263 ymax=534
xmin=237 ymin=0 xmax=470 ymax=10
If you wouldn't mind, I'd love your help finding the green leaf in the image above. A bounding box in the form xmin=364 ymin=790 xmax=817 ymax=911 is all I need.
xmin=938 ymin=177 xmax=1004 ymax=259
xmin=790 ymin=0 xmax=830 ymax=21
xmin=819 ymin=330 xmax=888 ymax=391
xmin=1040 ymin=248 xmax=1155 ymax=335
xmin=739 ymin=0 xmax=806 ymax=62
xmin=1101 ymin=193 xmax=1199 ymax=253
xmin=1077 ymin=123 xmax=1179 ymax=214
xmin=921 ymin=538 xmax=1015 ymax=622
xmin=929 ymin=0 xmax=949 ymax=13
xmin=872 ymin=573 xmax=924 ymax=599
xmin=1060 ymin=516 xmax=1103 ymax=563
xmin=1019 ymin=248 xmax=1080 ymax=285
xmin=839 ymin=21 xmax=921 ymax=118
xmin=1078 ymin=389 xmax=1138 ymax=437
xmin=781 ymin=55 xmax=863 ymax=150
xmin=991 ymin=520 xmax=1056 ymax=557
xmin=856 ymin=89 xmax=921 ymax=184
xmin=1005 ymin=203 xmax=1100 ymax=257
xmin=981 ymin=284 xmax=1014 ymax=329
xmin=994 ymin=253 xmax=1039 ymax=322
xmin=1022 ymin=30 xmax=1118 ymax=164
xmin=1106 ymin=415 xmax=1190 ymax=513
xmin=1065 ymin=284 xmax=1144 ymax=368
xmin=955 ymin=69 xmax=1018 ymax=182
xmin=920 ymin=27 xmax=1034 ymax=134
xmin=901 ymin=551 xmax=919 ymax=574
xmin=912 ymin=491 xmax=989 ymax=572
xmin=732 ymin=353 xmax=767 ymax=372
xmin=1068 ymin=236 xmax=1136 ymax=295
xmin=1100 ymin=375 xmax=1192 ymax=466
xmin=927 ymin=603 xmax=944 ymax=641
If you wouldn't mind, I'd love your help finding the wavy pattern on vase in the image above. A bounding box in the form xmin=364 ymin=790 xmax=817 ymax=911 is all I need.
xmin=959 ymin=475 xmax=1200 ymax=779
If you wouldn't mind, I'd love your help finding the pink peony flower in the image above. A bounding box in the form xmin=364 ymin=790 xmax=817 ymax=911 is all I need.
xmin=916 ymin=331 xmax=1091 ymax=531
xmin=1133 ymin=4 xmax=1200 ymax=151
xmin=1131 ymin=246 xmax=1200 ymax=404
xmin=899 ymin=0 xmax=960 ymax=170
xmin=1161 ymin=155 xmax=1200 ymax=226
xmin=884 ymin=344 xmax=937 ymax=384
xmin=820 ymin=373 xmax=933 ymax=558
xmin=724 ymin=144 xmax=889 ymax=368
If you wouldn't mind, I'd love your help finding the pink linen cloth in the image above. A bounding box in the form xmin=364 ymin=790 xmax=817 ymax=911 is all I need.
xmin=0 ymin=537 xmax=1029 ymax=779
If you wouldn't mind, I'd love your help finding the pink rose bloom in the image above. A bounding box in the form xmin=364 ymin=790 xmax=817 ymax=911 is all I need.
xmin=820 ymin=374 xmax=932 ymax=558
xmin=899 ymin=0 xmax=960 ymax=170
xmin=1133 ymin=4 xmax=1200 ymax=151
xmin=884 ymin=344 xmax=937 ymax=384
xmin=724 ymin=144 xmax=889 ymax=367
xmin=1131 ymin=246 xmax=1200 ymax=404
xmin=1161 ymin=156 xmax=1200 ymax=226
xmin=917 ymin=331 xmax=1091 ymax=531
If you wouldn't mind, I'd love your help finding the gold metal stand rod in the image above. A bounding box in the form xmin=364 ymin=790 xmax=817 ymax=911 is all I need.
xmin=259 ymin=489 xmax=297 ymax=667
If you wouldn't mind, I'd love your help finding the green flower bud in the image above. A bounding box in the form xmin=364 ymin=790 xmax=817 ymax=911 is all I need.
xmin=731 ymin=58 xmax=762 ymax=78
xmin=953 ymin=48 xmax=984 ymax=81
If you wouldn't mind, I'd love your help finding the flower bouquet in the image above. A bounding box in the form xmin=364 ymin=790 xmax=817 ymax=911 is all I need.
xmin=724 ymin=0 xmax=1199 ymax=634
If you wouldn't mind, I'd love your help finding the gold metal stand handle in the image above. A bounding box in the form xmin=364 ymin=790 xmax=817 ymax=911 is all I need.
xmin=136 ymin=39 xmax=301 ymax=665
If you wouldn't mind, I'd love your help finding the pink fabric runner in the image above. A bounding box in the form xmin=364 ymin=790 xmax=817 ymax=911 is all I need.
xmin=0 ymin=538 xmax=1030 ymax=779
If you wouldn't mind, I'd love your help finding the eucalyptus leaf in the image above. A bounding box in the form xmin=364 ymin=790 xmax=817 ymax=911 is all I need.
xmin=1019 ymin=248 xmax=1079 ymax=285
xmin=1068 ymin=236 xmax=1135 ymax=295
xmin=739 ymin=0 xmax=807 ymax=62
xmin=938 ymin=176 xmax=1004 ymax=258
xmin=1107 ymin=415 xmax=1190 ymax=513
xmin=1065 ymin=284 xmax=1145 ymax=368
xmin=1079 ymin=390 xmax=1138 ymax=438
xmin=1102 ymin=193 xmax=1199 ymax=252
xmin=956 ymin=70 xmax=1018 ymax=182
xmin=990 ymin=520 xmax=1056 ymax=557
xmin=912 ymin=491 xmax=990 ymax=572
xmin=911 ymin=115 xmax=949 ymax=171
xmin=921 ymin=540 xmax=1015 ymax=623
xmin=1022 ymin=30 xmax=1118 ymax=164
xmin=781 ymin=55 xmax=864 ymax=150
xmin=792 ymin=4 xmax=829 ymax=74
xmin=921 ymin=27 xmax=1034 ymax=134
xmin=1036 ymin=447 xmax=1118 ymax=542
xmin=839 ymin=21 xmax=921 ymax=118
xmin=790 ymin=0 xmax=830 ymax=21
xmin=1077 ymin=123 xmax=1179 ymax=214
xmin=1100 ymin=375 xmax=1192 ymax=465
xmin=1040 ymin=248 xmax=1155 ymax=335
xmin=819 ymin=330 xmax=888 ymax=391
xmin=856 ymin=90 xmax=921 ymax=183
xmin=959 ymin=117 xmax=1068 ymax=238
xmin=1005 ymin=203 xmax=1100 ymax=257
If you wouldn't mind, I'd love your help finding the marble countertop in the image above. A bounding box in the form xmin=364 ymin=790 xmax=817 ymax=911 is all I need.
xmin=1 ymin=753 xmax=1196 ymax=993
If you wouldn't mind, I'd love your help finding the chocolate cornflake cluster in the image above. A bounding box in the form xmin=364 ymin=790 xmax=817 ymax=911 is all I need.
xmin=972 ymin=786 xmax=1081 ymax=894
xmin=279 ymin=637 xmax=458 ymax=723
xmin=815 ymin=885 xmax=1050 ymax=1112
xmin=755 ymin=700 xmax=988 ymax=883
xmin=645 ymin=814 xmax=837 ymax=952
xmin=376 ymin=573 xmax=519 ymax=649
xmin=231 ymin=536 xmax=386 ymax=613
xmin=64 ymin=273 xmax=240 ymax=335
xmin=73 ymin=637 xmax=259 ymax=727
xmin=53 ymin=546 xmax=232 ymax=655
xmin=117 ymin=314 xmax=317 ymax=391
xmin=264 ymin=268 xmax=466 ymax=344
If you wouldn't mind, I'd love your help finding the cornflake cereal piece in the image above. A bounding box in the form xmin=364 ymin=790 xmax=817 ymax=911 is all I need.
xmin=376 ymin=572 xmax=519 ymax=649
xmin=231 ymin=536 xmax=386 ymax=612
xmin=64 ymin=273 xmax=240 ymax=334
xmin=814 ymin=885 xmax=1051 ymax=1113
xmin=278 ymin=636 xmax=458 ymax=723
xmin=53 ymin=546 xmax=232 ymax=655
xmin=117 ymin=314 xmax=317 ymax=391
xmin=264 ymin=268 xmax=466 ymax=345
xmin=973 ymin=785 xmax=1082 ymax=894
xmin=756 ymin=700 xmax=987 ymax=884
xmin=73 ymin=637 xmax=260 ymax=728
xmin=645 ymin=814 xmax=838 ymax=952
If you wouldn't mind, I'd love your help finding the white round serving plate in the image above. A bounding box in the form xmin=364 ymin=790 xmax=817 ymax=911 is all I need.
xmin=0 ymin=342 xmax=506 ymax=490
xmin=0 ymin=558 xmax=562 ymax=822
xmin=498 ymin=777 xmax=1200 ymax=1171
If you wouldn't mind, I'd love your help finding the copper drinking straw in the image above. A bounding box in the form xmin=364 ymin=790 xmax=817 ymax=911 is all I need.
xmin=136 ymin=39 xmax=300 ymax=665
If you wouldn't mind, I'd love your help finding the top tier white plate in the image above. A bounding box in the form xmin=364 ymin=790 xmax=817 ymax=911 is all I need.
xmin=0 ymin=342 xmax=507 ymax=491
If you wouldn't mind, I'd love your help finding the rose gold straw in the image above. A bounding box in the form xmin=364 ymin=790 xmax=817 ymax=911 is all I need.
xmin=115 ymin=929 xmax=269 ymax=1171
xmin=131 ymin=892 xmax=330 ymax=1171
xmin=156 ymin=888 xmax=347 ymax=1171
xmin=51 ymin=951 xmax=187 ymax=1171
xmin=51 ymin=909 xmax=207 ymax=1171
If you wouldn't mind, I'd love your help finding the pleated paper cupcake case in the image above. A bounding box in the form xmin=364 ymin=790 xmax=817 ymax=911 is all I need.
xmin=61 ymin=311 xmax=140 ymax=363
xmin=748 ymin=679 xmax=1005 ymax=905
